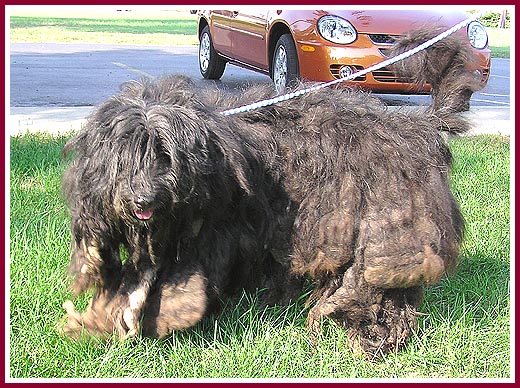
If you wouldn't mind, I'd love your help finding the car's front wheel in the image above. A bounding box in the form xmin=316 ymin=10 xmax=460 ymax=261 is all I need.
xmin=271 ymin=34 xmax=300 ymax=94
xmin=199 ymin=26 xmax=226 ymax=80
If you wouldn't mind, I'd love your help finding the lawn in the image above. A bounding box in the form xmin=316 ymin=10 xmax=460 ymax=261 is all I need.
xmin=487 ymin=27 xmax=510 ymax=58
xmin=9 ymin=133 xmax=510 ymax=379
xmin=9 ymin=11 xmax=199 ymax=46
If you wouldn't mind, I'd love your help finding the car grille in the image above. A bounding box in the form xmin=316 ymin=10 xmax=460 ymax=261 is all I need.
xmin=368 ymin=34 xmax=399 ymax=45
xmin=330 ymin=64 xmax=366 ymax=81
xmin=379 ymin=48 xmax=392 ymax=57
xmin=372 ymin=66 xmax=400 ymax=83
xmin=372 ymin=35 xmax=418 ymax=83
xmin=330 ymin=64 xmax=417 ymax=84
xmin=372 ymin=66 xmax=417 ymax=83
xmin=331 ymin=34 xmax=428 ymax=84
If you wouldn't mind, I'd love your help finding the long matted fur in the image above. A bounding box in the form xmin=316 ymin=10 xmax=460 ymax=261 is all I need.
xmin=60 ymin=29 xmax=479 ymax=356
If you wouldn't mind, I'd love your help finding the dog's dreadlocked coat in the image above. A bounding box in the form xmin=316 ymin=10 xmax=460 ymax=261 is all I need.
xmin=60 ymin=27 xmax=481 ymax=356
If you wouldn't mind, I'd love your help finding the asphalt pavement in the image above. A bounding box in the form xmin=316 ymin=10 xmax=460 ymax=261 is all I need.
xmin=9 ymin=43 xmax=511 ymax=138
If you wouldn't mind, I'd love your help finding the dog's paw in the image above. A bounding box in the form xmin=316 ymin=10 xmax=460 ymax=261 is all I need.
xmin=122 ymin=307 xmax=140 ymax=339
xmin=347 ymin=322 xmax=412 ymax=359
xmin=108 ymin=293 xmax=142 ymax=339
xmin=305 ymin=266 xmax=422 ymax=358
xmin=347 ymin=299 xmax=418 ymax=359
xmin=58 ymin=300 xmax=84 ymax=337
xmin=58 ymin=299 xmax=111 ymax=339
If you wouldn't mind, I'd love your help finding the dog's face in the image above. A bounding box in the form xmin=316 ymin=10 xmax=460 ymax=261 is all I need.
xmin=67 ymin=82 xmax=257 ymax=229
xmin=112 ymin=127 xmax=178 ymax=226
xmin=118 ymin=154 xmax=172 ymax=225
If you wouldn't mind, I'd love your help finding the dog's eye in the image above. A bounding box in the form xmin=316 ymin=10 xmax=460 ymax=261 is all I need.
xmin=156 ymin=154 xmax=170 ymax=168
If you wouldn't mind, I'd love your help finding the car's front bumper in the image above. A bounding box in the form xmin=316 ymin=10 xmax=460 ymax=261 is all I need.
xmin=295 ymin=34 xmax=491 ymax=93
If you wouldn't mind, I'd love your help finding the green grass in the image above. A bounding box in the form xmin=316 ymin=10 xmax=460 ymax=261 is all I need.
xmin=9 ymin=15 xmax=197 ymax=35
xmin=9 ymin=133 xmax=510 ymax=379
xmin=9 ymin=12 xmax=199 ymax=45
xmin=8 ymin=12 xmax=510 ymax=57
xmin=486 ymin=27 xmax=511 ymax=58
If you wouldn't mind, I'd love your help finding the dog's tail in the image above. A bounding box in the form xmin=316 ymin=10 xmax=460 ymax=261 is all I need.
xmin=389 ymin=26 xmax=483 ymax=130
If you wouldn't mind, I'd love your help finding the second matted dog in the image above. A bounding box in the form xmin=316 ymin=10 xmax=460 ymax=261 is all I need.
xmin=60 ymin=28 xmax=481 ymax=357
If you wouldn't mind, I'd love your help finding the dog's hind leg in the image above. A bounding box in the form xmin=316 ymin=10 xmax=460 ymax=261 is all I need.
xmin=305 ymin=169 xmax=460 ymax=356
xmin=359 ymin=170 xmax=461 ymax=290
xmin=289 ymin=179 xmax=360 ymax=280
xmin=306 ymin=264 xmax=422 ymax=357
xmin=363 ymin=246 xmax=445 ymax=289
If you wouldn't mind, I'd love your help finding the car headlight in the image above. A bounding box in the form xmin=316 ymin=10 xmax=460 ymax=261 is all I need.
xmin=317 ymin=15 xmax=357 ymax=44
xmin=467 ymin=21 xmax=488 ymax=49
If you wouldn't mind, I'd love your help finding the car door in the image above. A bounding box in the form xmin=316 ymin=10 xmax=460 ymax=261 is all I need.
xmin=209 ymin=10 xmax=235 ymax=57
xmin=218 ymin=10 xmax=269 ymax=71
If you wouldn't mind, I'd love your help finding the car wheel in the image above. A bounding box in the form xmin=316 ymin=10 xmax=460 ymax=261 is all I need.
xmin=199 ymin=26 xmax=226 ymax=80
xmin=271 ymin=34 xmax=300 ymax=94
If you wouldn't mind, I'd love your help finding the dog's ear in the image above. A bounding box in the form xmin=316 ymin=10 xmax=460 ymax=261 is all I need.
xmin=206 ymin=118 xmax=256 ymax=195
xmin=149 ymin=105 xmax=256 ymax=196
xmin=62 ymin=101 xmax=128 ymax=200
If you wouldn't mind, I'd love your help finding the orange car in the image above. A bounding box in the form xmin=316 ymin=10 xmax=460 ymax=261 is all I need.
xmin=197 ymin=10 xmax=491 ymax=94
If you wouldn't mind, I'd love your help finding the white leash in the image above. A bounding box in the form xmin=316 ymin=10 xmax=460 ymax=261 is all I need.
xmin=220 ymin=12 xmax=483 ymax=116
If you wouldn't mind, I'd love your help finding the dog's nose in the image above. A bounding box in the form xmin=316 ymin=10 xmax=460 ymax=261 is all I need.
xmin=135 ymin=195 xmax=153 ymax=210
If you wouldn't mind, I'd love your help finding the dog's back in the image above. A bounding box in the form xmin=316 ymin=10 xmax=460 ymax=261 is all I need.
xmin=229 ymin=27 xmax=475 ymax=356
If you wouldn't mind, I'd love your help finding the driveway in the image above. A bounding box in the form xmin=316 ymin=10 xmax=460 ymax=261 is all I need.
xmin=9 ymin=43 xmax=512 ymax=136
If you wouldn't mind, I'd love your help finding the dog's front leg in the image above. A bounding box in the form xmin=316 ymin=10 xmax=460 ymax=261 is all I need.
xmin=111 ymin=232 xmax=160 ymax=339
xmin=68 ymin=235 xmax=123 ymax=295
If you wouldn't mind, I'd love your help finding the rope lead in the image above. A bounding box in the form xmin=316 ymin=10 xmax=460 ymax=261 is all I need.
xmin=220 ymin=12 xmax=483 ymax=117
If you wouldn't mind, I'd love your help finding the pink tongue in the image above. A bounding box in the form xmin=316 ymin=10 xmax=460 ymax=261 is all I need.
xmin=135 ymin=209 xmax=154 ymax=220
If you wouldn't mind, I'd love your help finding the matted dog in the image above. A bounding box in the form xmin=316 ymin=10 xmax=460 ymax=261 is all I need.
xmin=60 ymin=28 xmax=480 ymax=356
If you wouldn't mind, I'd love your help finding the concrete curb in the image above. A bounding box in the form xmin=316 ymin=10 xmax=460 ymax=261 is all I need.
xmin=9 ymin=106 xmax=93 ymax=136
xmin=462 ymin=106 xmax=512 ymax=137
xmin=9 ymin=105 xmax=512 ymax=137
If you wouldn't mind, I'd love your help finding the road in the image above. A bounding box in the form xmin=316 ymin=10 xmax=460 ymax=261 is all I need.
xmin=9 ymin=43 xmax=511 ymax=109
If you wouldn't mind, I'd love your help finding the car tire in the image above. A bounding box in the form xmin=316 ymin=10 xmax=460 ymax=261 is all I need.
xmin=199 ymin=26 xmax=226 ymax=80
xmin=271 ymin=34 xmax=300 ymax=94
